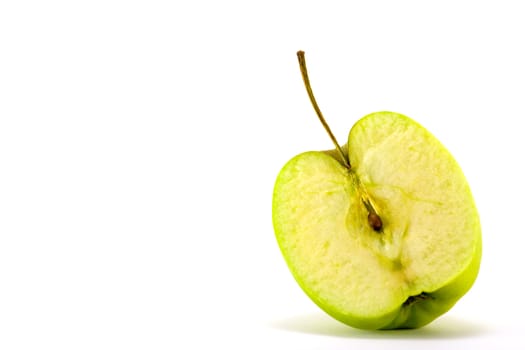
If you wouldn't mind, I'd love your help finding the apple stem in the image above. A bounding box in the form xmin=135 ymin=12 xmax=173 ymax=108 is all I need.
xmin=297 ymin=51 xmax=350 ymax=169
xmin=297 ymin=51 xmax=383 ymax=233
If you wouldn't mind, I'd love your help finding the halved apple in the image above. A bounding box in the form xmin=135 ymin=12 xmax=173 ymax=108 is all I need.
xmin=272 ymin=52 xmax=481 ymax=330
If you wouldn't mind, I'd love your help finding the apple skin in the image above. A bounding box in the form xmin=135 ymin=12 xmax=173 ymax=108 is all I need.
xmin=272 ymin=112 xmax=482 ymax=330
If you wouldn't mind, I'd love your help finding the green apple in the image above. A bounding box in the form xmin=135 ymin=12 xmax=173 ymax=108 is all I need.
xmin=272 ymin=51 xmax=482 ymax=330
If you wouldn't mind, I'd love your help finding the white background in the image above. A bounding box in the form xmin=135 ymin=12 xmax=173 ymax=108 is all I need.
xmin=1 ymin=1 xmax=524 ymax=349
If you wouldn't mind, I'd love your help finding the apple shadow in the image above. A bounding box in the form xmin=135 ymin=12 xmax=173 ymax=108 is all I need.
xmin=269 ymin=313 xmax=491 ymax=340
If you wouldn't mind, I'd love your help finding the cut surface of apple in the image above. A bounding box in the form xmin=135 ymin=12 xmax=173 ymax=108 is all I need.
xmin=272 ymin=111 xmax=482 ymax=329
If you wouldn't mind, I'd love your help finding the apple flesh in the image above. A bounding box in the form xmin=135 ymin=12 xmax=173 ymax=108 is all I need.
xmin=272 ymin=111 xmax=482 ymax=329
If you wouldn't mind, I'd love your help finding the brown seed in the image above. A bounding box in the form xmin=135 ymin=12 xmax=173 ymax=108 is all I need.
xmin=368 ymin=212 xmax=383 ymax=232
